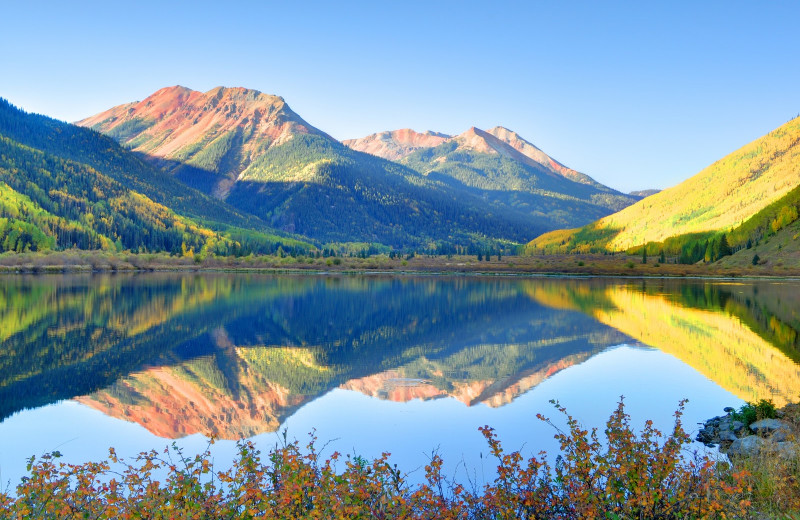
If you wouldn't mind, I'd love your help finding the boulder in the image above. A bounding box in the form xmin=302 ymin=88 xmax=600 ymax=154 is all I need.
xmin=727 ymin=436 xmax=764 ymax=458
xmin=731 ymin=420 xmax=746 ymax=434
xmin=772 ymin=429 xmax=795 ymax=443
xmin=696 ymin=427 xmax=715 ymax=444
xmin=749 ymin=418 xmax=790 ymax=435
xmin=770 ymin=442 xmax=797 ymax=459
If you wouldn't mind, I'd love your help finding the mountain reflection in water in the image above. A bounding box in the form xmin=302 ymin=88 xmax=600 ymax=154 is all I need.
xmin=2 ymin=274 xmax=799 ymax=440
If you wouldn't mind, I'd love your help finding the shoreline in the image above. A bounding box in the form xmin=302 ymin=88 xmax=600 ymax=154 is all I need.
xmin=0 ymin=250 xmax=800 ymax=280
xmin=2 ymin=251 xmax=799 ymax=279
xmin=2 ymin=265 xmax=799 ymax=282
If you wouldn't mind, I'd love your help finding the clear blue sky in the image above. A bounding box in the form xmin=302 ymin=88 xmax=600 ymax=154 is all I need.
xmin=2 ymin=1 xmax=798 ymax=192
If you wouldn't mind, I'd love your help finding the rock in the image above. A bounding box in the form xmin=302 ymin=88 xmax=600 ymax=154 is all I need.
xmin=727 ymin=436 xmax=765 ymax=458
xmin=696 ymin=429 xmax=713 ymax=444
xmin=718 ymin=429 xmax=738 ymax=443
xmin=772 ymin=429 xmax=795 ymax=443
xmin=723 ymin=406 xmax=735 ymax=413
xmin=731 ymin=420 xmax=746 ymax=434
xmin=770 ymin=441 xmax=797 ymax=459
xmin=749 ymin=418 xmax=790 ymax=435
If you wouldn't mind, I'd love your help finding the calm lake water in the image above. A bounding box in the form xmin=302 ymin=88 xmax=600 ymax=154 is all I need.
xmin=2 ymin=273 xmax=800 ymax=487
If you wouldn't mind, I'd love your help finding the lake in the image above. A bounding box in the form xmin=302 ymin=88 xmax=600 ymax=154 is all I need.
xmin=2 ymin=273 xmax=799 ymax=488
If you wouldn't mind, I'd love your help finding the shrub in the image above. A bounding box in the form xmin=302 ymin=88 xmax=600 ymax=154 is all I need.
xmin=733 ymin=398 xmax=777 ymax=426
xmin=0 ymin=400 xmax=750 ymax=519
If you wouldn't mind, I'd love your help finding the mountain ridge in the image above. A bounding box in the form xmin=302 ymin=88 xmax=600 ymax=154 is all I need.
xmin=344 ymin=125 xmax=607 ymax=188
xmin=78 ymin=85 xmax=333 ymax=199
xmin=79 ymin=85 xmax=641 ymax=248
xmin=342 ymin=129 xmax=450 ymax=161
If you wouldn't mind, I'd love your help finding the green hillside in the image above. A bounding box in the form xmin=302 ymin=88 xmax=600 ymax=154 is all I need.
xmin=226 ymin=134 xmax=543 ymax=247
xmin=402 ymin=140 xmax=635 ymax=229
xmin=529 ymin=116 xmax=800 ymax=254
xmin=0 ymin=99 xmax=310 ymax=255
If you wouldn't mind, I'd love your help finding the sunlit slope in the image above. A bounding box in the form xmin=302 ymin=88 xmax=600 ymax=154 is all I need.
xmin=530 ymin=116 xmax=800 ymax=252
xmin=527 ymin=281 xmax=800 ymax=405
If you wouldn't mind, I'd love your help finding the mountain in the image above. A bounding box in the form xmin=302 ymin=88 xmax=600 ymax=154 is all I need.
xmin=714 ymin=182 xmax=800 ymax=270
xmin=399 ymin=127 xmax=637 ymax=225
xmin=0 ymin=98 xmax=305 ymax=255
xmin=347 ymin=125 xmax=637 ymax=230
xmin=80 ymin=86 xmax=636 ymax=248
xmin=529 ymin=116 xmax=800 ymax=253
xmin=347 ymin=125 xmax=625 ymax=193
xmin=78 ymin=86 xmax=331 ymax=198
xmin=342 ymin=129 xmax=450 ymax=161
xmin=79 ymin=87 xmax=551 ymax=248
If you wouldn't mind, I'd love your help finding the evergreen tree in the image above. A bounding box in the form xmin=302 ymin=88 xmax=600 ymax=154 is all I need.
xmin=718 ymin=234 xmax=732 ymax=258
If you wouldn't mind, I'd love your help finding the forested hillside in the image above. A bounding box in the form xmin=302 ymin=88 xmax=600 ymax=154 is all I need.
xmin=529 ymin=116 xmax=800 ymax=257
xmin=401 ymin=130 xmax=635 ymax=227
xmin=0 ymin=99 xmax=310 ymax=255
xmin=226 ymin=134 xmax=543 ymax=247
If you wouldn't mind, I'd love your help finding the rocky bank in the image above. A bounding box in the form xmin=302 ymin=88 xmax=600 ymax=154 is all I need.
xmin=697 ymin=404 xmax=800 ymax=460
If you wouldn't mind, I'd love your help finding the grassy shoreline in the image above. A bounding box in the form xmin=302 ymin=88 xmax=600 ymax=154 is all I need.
xmin=2 ymin=250 xmax=799 ymax=278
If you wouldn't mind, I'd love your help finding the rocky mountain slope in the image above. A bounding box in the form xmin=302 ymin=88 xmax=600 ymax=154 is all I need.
xmin=347 ymin=125 xmax=631 ymax=193
xmin=79 ymin=86 xmax=330 ymax=198
xmin=80 ymin=86 xmax=636 ymax=248
xmin=342 ymin=129 xmax=449 ymax=161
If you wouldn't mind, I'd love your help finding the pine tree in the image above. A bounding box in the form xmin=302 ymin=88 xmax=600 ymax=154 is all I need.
xmin=718 ymin=234 xmax=732 ymax=258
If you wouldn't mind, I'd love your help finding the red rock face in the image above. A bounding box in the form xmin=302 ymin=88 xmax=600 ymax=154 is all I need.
xmin=343 ymin=129 xmax=450 ymax=161
xmin=344 ymin=125 xmax=599 ymax=185
xmin=77 ymin=86 xmax=332 ymax=195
